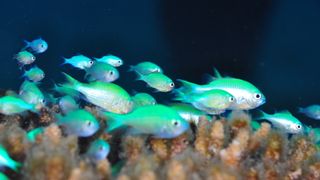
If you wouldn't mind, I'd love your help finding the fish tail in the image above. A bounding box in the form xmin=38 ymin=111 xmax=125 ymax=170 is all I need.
xmin=62 ymin=72 xmax=80 ymax=89
xmin=176 ymin=79 xmax=198 ymax=94
xmin=173 ymin=89 xmax=187 ymax=102
xmin=135 ymin=72 xmax=144 ymax=81
xmin=297 ymin=107 xmax=304 ymax=113
xmin=213 ymin=68 xmax=222 ymax=78
xmin=255 ymin=110 xmax=268 ymax=120
xmin=61 ymin=57 xmax=69 ymax=66
xmin=128 ymin=65 xmax=135 ymax=72
xmin=103 ymin=112 xmax=124 ymax=133
xmin=8 ymin=159 xmax=21 ymax=172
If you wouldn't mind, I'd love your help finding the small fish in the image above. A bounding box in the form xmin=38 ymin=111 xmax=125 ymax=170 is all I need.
xmin=61 ymin=73 xmax=133 ymax=114
xmin=175 ymin=89 xmax=235 ymax=115
xmin=62 ymin=55 xmax=94 ymax=69
xmin=256 ymin=110 xmax=303 ymax=134
xmin=23 ymin=38 xmax=48 ymax=54
xmin=132 ymin=92 xmax=156 ymax=109
xmin=14 ymin=51 xmax=36 ymax=66
xmin=86 ymin=139 xmax=110 ymax=161
xmin=94 ymin=54 xmax=123 ymax=67
xmin=169 ymin=103 xmax=211 ymax=125
xmin=136 ymin=73 xmax=174 ymax=92
xmin=85 ymin=62 xmax=119 ymax=82
xmin=0 ymin=145 xmax=21 ymax=171
xmin=130 ymin=61 xmax=163 ymax=75
xmin=177 ymin=69 xmax=265 ymax=110
xmin=27 ymin=127 xmax=44 ymax=142
xmin=0 ymin=172 xmax=9 ymax=180
xmin=104 ymin=105 xmax=190 ymax=139
xmin=298 ymin=105 xmax=320 ymax=120
xmin=0 ymin=96 xmax=36 ymax=115
xmin=58 ymin=95 xmax=79 ymax=114
xmin=56 ymin=109 xmax=99 ymax=137
xmin=23 ymin=66 xmax=45 ymax=82
xmin=19 ymin=81 xmax=45 ymax=110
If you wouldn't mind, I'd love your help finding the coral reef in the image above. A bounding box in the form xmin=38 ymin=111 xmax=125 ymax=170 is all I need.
xmin=0 ymin=107 xmax=320 ymax=180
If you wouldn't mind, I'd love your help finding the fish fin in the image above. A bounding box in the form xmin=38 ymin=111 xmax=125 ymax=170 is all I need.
xmin=62 ymin=72 xmax=81 ymax=88
xmin=213 ymin=68 xmax=223 ymax=78
xmin=176 ymin=79 xmax=198 ymax=94
xmin=279 ymin=110 xmax=291 ymax=115
xmin=255 ymin=110 xmax=269 ymax=120
xmin=128 ymin=65 xmax=135 ymax=72
xmin=135 ymin=72 xmax=144 ymax=81
xmin=8 ymin=159 xmax=21 ymax=172
xmin=298 ymin=107 xmax=304 ymax=113
xmin=104 ymin=112 xmax=125 ymax=133
xmin=202 ymin=73 xmax=217 ymax=83
xmin=61 ymin=57 xmax=69 ymax=66
xmin=172 ymin=89 xmax=186 ymax=102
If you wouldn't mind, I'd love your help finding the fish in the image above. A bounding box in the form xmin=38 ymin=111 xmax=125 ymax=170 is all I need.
xmin=14 ymin=50 xmax=36 ymax=66
xmin=94 ymin=54 xmax=123 ymax=67
xmin=86 ymin=139 xmax=110 ymax=161
xmin=175 ymin=89 xmax=235 ymax=115
xmin=23 ymin=38 xmax=48 ymax=54
xmin=26 ymin=127 xmax=44 ymax=142
xmin=256 ymin=110 xmax=303 ymax=134
xmin=169 ymin=103 xmax=211 ymax=125
xmin=84 ymin=61 xmax=119 ymax=82
xmin=298 ymin=105 xmax=320 ymax=120
xmin=62 ymin=55 xmax=94 ymax=69
xmin=58 ymin=95 xmax=79 ymax=114
xmin=136 ymin=73 xmax=174 ymax=92
xmin=129 ymin=61 xmax=163 ymax=75
xmin=23 ymin=66 xmax=45 ymax=82
xmin=0 ymin=172 xmax=9 ymax=180
xmin=61 ymin=73 xmax=133 ymax=114
xmin=0 ymin=96 xmax=36 ymax=115
xmin=177 ymin=69 xmax=265 ymax=110
xmin=104 ymin=105 xmax=190 ymax=139
xmin=0 ymin=145 xmax=21 ymax=171
xmin=132 ymin=92 xmax=156 ymax=109
xmin=19 ymin=80 xmax=45 ymax=110
xmin=56 ymin=109 xmax=99 ymax=137
xmin=52 ymin=83 xmax=80 ymax=97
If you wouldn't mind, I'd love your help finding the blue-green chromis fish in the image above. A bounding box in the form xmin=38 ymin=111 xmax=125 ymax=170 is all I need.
xmin=298 ymin=105 xmax=320 ymax=120
xmin=175 ymin=89 xmax=235 ymax=115
xmin=23 ymin=38 xmax=48 ymax=54
xmin=104 ymin=105 xmax=190 ymax=139
xmin=62 ymin=55 xmax=94 ymax=69
xmin=136 ymin=73 xmax=174 ymax=92
xmin=27 ymin=127 xmax=44 ymax=142
xmin=132 ymin=92 xmax=156 ymax=109
xmin=86 ymin=139 xmax=110 ymax=161
xmin=0 ymin=96 xmax=36 ymax=115
xmin=177 ymin=69 xmax=265 ymax=110
xmin=52 ymin=83 xmax=80 ymax=97
xmin=14 ymin=50 xmax=35 ymax=66
xmin=61 ymin=73 xmax=133 ymax=114
xmin=256 ymin=110 xmax=303 ymax=134
xmin=85 ymin=61 xmax=119 ymax=83
xmin=0 ymin=172 xmax=9 ymax=180
xmin=0 ymin=145 xmax=21 ymax=171
xmin=56 ymin=109 xmax=99 ymax=137
xmin=130 ymin=61 xmax=163 ymax=75
xmin=19 ymin=80 xmax=45 ymax=110
xmin=58 ymin=95 xmax=79 ymax=114
xmin=23 ymin=66 xmax=45 ymax=82
xmin=169 ymin=103 xmax=211 ymax=125
xmin=94 ymin=54 xmax=123 ymax=67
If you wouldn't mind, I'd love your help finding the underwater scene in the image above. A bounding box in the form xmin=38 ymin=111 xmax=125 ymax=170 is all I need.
xmin=1 ymin=0 xmax=320 ymax=179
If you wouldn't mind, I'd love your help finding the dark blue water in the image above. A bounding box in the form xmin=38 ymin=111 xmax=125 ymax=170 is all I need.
xmin=0 ymin=0 xmax=320 ymax=126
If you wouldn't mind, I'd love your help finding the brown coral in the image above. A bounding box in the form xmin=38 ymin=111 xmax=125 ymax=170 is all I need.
xmin=208 ymin=120 xmax=225 ymax=157
xmin=264 ymin=131 xmax=286 ymax=162
xmin=194 ymin=117 xmax=210 ymax=158
xmin=121 ymin=136 xmax=145 ymax=163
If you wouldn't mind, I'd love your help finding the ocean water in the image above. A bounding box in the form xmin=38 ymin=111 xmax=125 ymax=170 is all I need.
xmin=0 ymin=0 xmax=320 ymax=178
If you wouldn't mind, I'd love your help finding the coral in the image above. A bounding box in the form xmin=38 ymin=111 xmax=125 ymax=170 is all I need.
xmin=264 ymin=131 xmax=287 ymax=162
xmin=150 ymin=138 xmax=169 ymax=160
xmin=121 ymin=136 xmax=145 ymax=163
xmin=166 ymin=160 xmax=186 ymax=180
xmin=220 ymin=129 xmax=250 ymax=167
xmin=194 ymin=117 xmax=210 ymax=158
xmin=288 ymin=136 xmax=317 ymax=165
xmin=207 ymin=120 xmax=225 ymax=157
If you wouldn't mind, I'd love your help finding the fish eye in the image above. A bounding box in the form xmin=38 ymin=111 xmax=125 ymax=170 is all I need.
xmin=109 ymin=71 xmax=114 ymax=75
xmin=297 ymin=125 xmax=301 ymax=129
xmin=229 ymin=97 xmax=234 ymax=102
xmin=87 ymin=121 xmax=92 ymax=126
xmin=89 ymin=61 xmax=94 ymax=64
xmin=172 ymin=120 xmax=179 ymax=126
xmin=169 ymin=82 xmax=175 ymax=87
xmin=41 ymin=99 xmax=46 ymax=104
xmin=31 ymin=56 xmax=36 ymax=60
xmin=99 ymin=146 xmax=104 ymax=151
xmin=118 ymin=60 xmax=121 ymax=64
xmin=254 ymin=93 xmax=261 ymax=99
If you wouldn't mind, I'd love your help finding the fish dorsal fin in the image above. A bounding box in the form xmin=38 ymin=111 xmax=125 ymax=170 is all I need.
xmin=279 ymin=110 xmax=292 ymax=115
xmin=213 ymin=68 xmax=223 ymax=79
xmin=202 ymin=74 xmax=217 ymax=83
